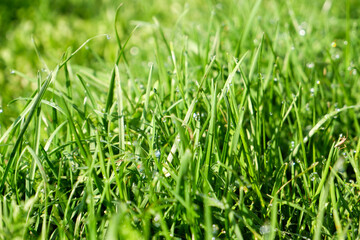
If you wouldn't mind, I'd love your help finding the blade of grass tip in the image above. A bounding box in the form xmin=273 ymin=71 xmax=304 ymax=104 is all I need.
xmin=204 ymin=80 xmax=217 ymax=180
xmin=143 ymin=64 xmax=153 ymax=124
xmin=169 ymin=42 xmax=181 ymax=85
xmin=64 ymin=62 xmax=72 ymax=100
xmin=203 ymin=10 xmax=215 ymax=67
xmin=269 ymin=162 xmax=319 ymax=205
xmin=235 ymin=0 xmax=262 ymax=56
xmin=44 ymin=121 xmax=67 ymax=151
xmin=32 ymin=36 xmax=49 ymax=73
xmin=239 ymin=124 xmax=265 ymax=208
xmin=115 ymin=65 xmax=125 ymax=152
xmin=105 ymin=25 xmax=139 ymax=117
xmin=313 ymin=142 xmax=336 ymax=198
xmin=59 ymin=95 xmax=92 ymax=165
xmin=39 ymin=145 xmax=58 ymax=179
xmin=59 ymin=34 xmax=109 ymax=68
xmin=0 ymin=67 xmax=58 ymax=191
xmin=269 ymin=194 xmax=278 ymax=240
xmin=265 ymin=197 xmax=316 ymax=218
xmin=218 ymin=52 xmax=248 ymax=103
xmin=183 ymin=56 xmax=216 ymax=125
xmin=249 ymin=34 xmax=264 ymax=83
xmin=165 ymin=56 xmax=216 ymax=172
xmin=293 ymin=99 xmax=311 ymax=198
xmin=27 ymin=72 xmax=43 ymax=199
xmin=0 ymin=93 xmax=38 ymax=144
xmin=291 ymin=104 xmax=360 ymax=158
xmin=153 ymin=17 xmax=171 ymax=57
xmin=77 ymin=74 xmax=97 ymax=109
xmin=314 ymin=157 xmax=342 ymax=240
xmin=329 ymin=174 xmax=343 ymax=238
xmin=95 ymin=129 xmax=107 ymax=181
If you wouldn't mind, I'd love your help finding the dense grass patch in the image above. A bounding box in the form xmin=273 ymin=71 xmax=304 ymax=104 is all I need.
xmin=1 ymin=0 xmax=360 ymax=239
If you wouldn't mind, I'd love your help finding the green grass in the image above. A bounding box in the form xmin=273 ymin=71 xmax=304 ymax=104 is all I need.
xmin=1 ymin=0 xmax=360 ymax=239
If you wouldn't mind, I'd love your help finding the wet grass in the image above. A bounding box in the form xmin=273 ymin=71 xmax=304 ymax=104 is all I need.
xmin=1 ymin=0 xmax=360 ymax=239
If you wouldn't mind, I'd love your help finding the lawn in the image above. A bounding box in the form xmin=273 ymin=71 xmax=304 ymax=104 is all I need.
xmin=0 ymin=0 xmax=360 ymax=239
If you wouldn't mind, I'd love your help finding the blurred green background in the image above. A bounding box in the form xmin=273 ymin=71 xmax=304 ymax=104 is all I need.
xmin=1 ymin=0 xmax=359 ymax=127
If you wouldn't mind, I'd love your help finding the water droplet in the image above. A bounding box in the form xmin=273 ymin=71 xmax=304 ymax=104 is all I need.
xmin=260 ymin=223 xmax=271 ymax=235
xmin=274 ymin=77 xmax=278 ymax=82
xmin=299 ymin=29 xmax=306 ymax=36
xmin=10 ymin=70 xmax=15 ymax=74
xmin=0 ymin=108 xmax=3 ymax=114
xmin=316 ymin=80 xmax=320 ymax=84
xmin=344 ymin=40 xmax=348 ymax=45
xmin=309 ymin=172 xmax=318 ymax=181
xmin=130 ymin=46 xmax=139 ymax=56
xmin=306 ymin=62 xmax=314 ymax=69
xmin=212 ymin=224 xmax=219 ymax=235
xmin=193 ymin=112 xmax=200 ymax=121
xmin=106 ymin=34 xmax=111 ymax=40
xmin=269 ymin=112 xmax=273 ymax=116
xmin=155 ymin=150 xmax=161 ymax=158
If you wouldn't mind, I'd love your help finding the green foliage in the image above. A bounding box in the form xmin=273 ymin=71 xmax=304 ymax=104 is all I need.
xmin=1 ymin=0 xmax=360 ymax=239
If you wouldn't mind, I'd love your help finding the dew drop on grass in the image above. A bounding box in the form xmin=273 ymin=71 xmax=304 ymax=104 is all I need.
xmin=106 ymin=34 xmax=111 ymax=40
xmin=10 ymin=70 xmax=15 ymax=74
xmin=260 ymin=223 xmax=271 ymax=235
xmin=290 ymin=141 xmax=295 ymax=149
xmin=310 ymin=88 xmax=315 ymax=96
xmin=306 ymin=62 xmax=314 ymax=69
xmin=309 ymin=172 xmax=318 ymax=181
xmin=130 ymin=46 xmax=139 ymax=56
xmin=155 ymin=150 xmax=161 ymax=158
xmin=153 ymin=214 xmax=161 ymax=227
xmin=0 ymin=108 xmax=2 ymax=114
xmin=299 ymin=29 xmax=306 ymax=36
xmin=212 ymin=224 xmax=219 ymax=235
xmin=193 ymin=112 xmax=200 ymax=121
